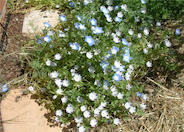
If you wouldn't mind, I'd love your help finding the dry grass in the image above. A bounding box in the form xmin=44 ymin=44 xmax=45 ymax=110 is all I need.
xmin=116 ymin=78 xmax=184 ymax=132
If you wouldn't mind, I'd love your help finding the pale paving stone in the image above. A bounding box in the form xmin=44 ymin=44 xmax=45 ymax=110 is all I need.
xmin=1 ymin=88 xmax=61 ymax=132
xmin=22 ymin=10 xmax=59 ymax=36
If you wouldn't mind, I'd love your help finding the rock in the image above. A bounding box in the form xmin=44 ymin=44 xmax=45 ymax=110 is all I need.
xmin=1 ymin=88 xmax=61 ymax=132
xmin=22 ymin=10 xmax=59 ymax=36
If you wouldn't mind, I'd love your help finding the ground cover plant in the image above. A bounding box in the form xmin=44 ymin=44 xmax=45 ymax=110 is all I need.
xmin=22 ymin=0 xmax=184 ymax=131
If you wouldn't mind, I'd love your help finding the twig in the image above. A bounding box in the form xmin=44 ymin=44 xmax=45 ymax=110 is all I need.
xmin=147 ymin=77 xmax=170 ymax=91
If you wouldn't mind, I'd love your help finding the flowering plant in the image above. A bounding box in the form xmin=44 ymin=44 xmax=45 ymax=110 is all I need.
xmin=28 ymin=0 xmax=178 ymax=131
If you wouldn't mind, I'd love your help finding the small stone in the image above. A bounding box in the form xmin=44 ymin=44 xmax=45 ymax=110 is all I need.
xmin=22 ymin=10 xmax=59 ymax=36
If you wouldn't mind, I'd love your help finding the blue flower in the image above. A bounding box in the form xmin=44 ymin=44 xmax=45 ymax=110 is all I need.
xmin=100 ymin=61 xmax=109 ymax=70
xmin=74 ymin=23 xmax=80 ymax=29
xmin=85 ymin=36 xmax=95 ymax=46
xmin=176 ymin=29 xmax=181 ymax=36
xmin=115 ymin=17 xmax=122 ymax=22
xmin=114 ymin=6 xmax=120 ymax=10
xmin=103 ymin=80 xmax=109 ymax=89
xmin=0 ymin=83 xmax=8 ymax=93
xmin=122 ymin=47 xmax=130 ymax=54
xmin=123 ymin=53 xmax=132 ymax=63
xmin=104 ymin=80 xmax=109 ymax=87
xmin=90 ymin=18 xmax=97 ymax=26
xmin=44 ymin=35 xmax=51 ymax=43
xmin=111 ymin=66 xmax=119 ymax=72
xmin=47 ymin=30 xmax=55 ymax=36
xmin=79 ymin=24 xmax=86 ymax=30
xmin=93 ymin=27 xmax=104 ymax=34
xmin=44 ymin=22 xmax=51 ymax=28
xmin=111 ymin=46 xmax=119 ymax=54
xmin=122 ymin=38 xmax=129 ymax=46
xmin=36 ymin=38 xmax=43 ymax=44
xmin=76 ymin=15 xmax=82 ymax=21
xmin=136 ymin=92 xmax=143 ymax=97
xmin=64 ymin=28 xmax=69 ymax=31
xmin=100 ymin=6 xmax=109 ymax=14
xmin=69 ymin=42 xmax=80 ymax=50
xmin=60 ymin=15 xmax=67 ymax=22
xmin=103 ymin=51 xmax=112 ymax=60
xmin=112 ymin=73 xmax=122 ymax=81
xmin=69 ymin=2 xmax=75 ymax=7
xmin=119 ymin=65 xmax=125 ymax=72
xmin=59 ymin=31 xmax=66 ymax=37
xmin=141 ymin=0 xmax=146 ymax=4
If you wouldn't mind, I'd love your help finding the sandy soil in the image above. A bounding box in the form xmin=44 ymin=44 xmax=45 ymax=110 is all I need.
xmin=1 ymin=88 xmax=61 ymax=132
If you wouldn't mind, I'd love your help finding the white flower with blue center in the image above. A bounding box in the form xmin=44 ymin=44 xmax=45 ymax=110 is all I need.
xmin=140 ymin=103 xmax=146 ymax=110
xmin=103 ymin=80 xmax=109 ymax=90
xmin=90 ymin=118 xmax=98 ymax=127
xmin=89 ymin=92 xmax=98 ymax=101
xmin=85 ymin=36 xmax=95 ymax=46
xmin=83 ymin=110 xmax=91 ymax=118
xmin=128 ymin=29 xmax=134 ymax=35
xmin=54 ymin=53 xmax=62 ymax=60
xmin=143 ymin=27 xmax=149 ymax=36
xmin=101 ymin=110 xmax=109 ymax=119
xmin=73 ymin=73 xmax=82 ymax=82
xmin=129 ymin=106 xmax=136 ymax=114
xmin=66 ymin=104 xmax=74 ymax=114
xmin=86 ymin=52 xmax=93 ymax=59
xmin=84 ymin=0 xmax=93 ymax=5
xmin=50 ymin=71 xmax=59 ymax=79
xmin=90 ymin=18 xmax=97 ymax=26
xmin=44 ymin=22 xmax=51 ymax=28
xmin=77 ymin=96 xmax=84 ymax=103
xmin=121 ymin=4 xmax=128 ymax=11
xmin=56 ymin=88 xmax=63 ymax=94
xmin=44 ymin=35 xmax=51 ymax=43
xmin=117 ymin=12 xmax=123 ymax=18
xmin=70 ymin=42 xmax=80 ymax=50
xmin=108 ymin=6 xmax=113 ymax=11
xmin=62 ymin=80 xmax=70 ymax=87
xmin=111 ymin=46 xmax=119 ymax=54
xmin=112 ymin=73 xmax=122 ymax=81
xmin=47 ymin=30 xmax=54 ymax=36
xmin=113 ymin=36 xmax=120 ymax=43
xmin=124 ymin=102 xmax=132 ymax=109
xmin=61 ymin=96 xmax=68 ymax=104
xmin=80 ymin=105 xmax=87 ymax=112
xmin=165 ymin=39 xmax=172 ymax=47
xmin=176 ymin=28 xmax=181 ymax=36
xmin=60 ymin=15 xmax=67 ymax=22
xmin=78 ymin=126 xmax=86 ymax=132
xmin=114 ymin=118 xmax=120 ymax=125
